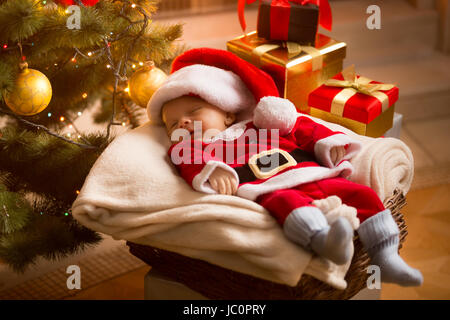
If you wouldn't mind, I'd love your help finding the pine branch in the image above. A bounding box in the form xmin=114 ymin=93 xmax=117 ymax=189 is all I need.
xmin=120 ymin=98 xmax=146 ymax=128
xmin=37 ymin=5 xmax=109 ymax=50
xmin=0 ymin=197 xmax=102 ymax=273
xmin=0 ymin=183 xmax=32 ymax=235
xmin=0 ymin=59 xmax=15 ymax=100
xmin=93 ymin=95 xmax=114 ymax=124
xmin=158 ymin=42 xmax=189 ymax=74
xmin=0 ymin=0 xmax=46 ymax=43
xmin=0 ymin=126 xmax=109 ymax=202
xmin=0 ymin=106 xmax=99 ymax=149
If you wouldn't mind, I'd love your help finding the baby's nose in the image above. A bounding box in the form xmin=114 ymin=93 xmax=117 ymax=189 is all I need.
xmin=178 ymin=118 xmax=191 ymax=128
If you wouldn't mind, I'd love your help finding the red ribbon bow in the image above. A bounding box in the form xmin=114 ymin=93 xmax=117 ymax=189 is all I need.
xmin=238 ymin=0 xmax=332 ymax=33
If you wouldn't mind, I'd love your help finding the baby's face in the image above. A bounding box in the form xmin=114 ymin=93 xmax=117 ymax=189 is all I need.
xmin=162 ymin=95 xmax=235 ymax=144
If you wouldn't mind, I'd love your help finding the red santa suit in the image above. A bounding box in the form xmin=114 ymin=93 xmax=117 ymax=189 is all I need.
xmin=169 ymin=115 xmax=385 ymax=226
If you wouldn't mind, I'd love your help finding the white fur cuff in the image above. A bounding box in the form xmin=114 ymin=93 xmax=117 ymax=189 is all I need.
xmin=192 ymin=161 xmax=239 ymax=194
xmin=314 ymin=134 xmax=362 ymax=168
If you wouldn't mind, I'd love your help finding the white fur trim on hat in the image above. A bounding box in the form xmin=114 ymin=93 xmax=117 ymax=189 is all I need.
xmin=253 ymin=96 xmax=298 ymax=135
xmin=147 ymin=64 xmax=255 ymax=124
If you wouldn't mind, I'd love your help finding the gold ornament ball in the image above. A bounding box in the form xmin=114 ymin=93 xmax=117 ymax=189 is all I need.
xmin=128 ymin=64 xmax=167 ymax=108
xmin=4 ymin=63 xmax=52 ymax=116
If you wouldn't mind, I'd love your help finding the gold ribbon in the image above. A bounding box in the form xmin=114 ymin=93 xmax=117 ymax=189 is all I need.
xmin=252 ymin=44 xmax=280 ymax=65
xmin=251 ymin=41 xmax=323 ymax=71
xmin=285 ymin=42 xmax=302 ymax=57
xmin=324 ymin=65 xmax=396 ymax=117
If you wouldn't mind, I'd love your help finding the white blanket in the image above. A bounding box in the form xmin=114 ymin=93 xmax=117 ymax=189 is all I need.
xmin=305 ymin=115 xmax=414 ymax=203
xmin=71 ymin=115 xmax=413 ymax=290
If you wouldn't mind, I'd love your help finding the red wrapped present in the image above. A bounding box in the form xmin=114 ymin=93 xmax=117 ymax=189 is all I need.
xmin=308 ymin=65 xmax=398 ymax=137
xmin=238 ymin=0 xmax=332 ymax=45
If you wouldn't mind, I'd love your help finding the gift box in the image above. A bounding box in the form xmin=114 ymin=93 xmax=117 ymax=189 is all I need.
xmin=308 ymin=65 xmax=399 ymax=137
xmin=258 ymin=0 xmax=318 ymax=45
xmin=239 ymin=0 xmax=332 ymax=46
xmin=227 ymin=31 xmax=346 ymax=114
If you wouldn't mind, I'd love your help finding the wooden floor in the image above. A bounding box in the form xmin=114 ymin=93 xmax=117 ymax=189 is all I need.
xmin=380 ymin=184 xmax=450 ymax=300
xmin=66 ymin=265 xmax=150 ymax=300
xmin=65 ymin=183 xmax=450 ymax=300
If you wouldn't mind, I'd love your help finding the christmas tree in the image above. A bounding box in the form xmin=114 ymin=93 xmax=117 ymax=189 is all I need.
xmin=0 ymin=0 xmax=183 ymax=272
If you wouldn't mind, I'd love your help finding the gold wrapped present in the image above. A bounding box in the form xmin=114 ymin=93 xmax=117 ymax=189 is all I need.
xmin=308 ymin=65 xmax=398 ymax=137
xmin=227 ymin=31 xmax=346 ymax=114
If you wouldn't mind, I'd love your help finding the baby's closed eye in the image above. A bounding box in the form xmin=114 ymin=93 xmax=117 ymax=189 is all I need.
xmin=189 ymin=106 xmax=202 ymax=114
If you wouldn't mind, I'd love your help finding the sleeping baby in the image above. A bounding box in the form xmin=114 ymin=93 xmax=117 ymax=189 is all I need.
xmin=147 ymin=48 xmax=423 ymax=287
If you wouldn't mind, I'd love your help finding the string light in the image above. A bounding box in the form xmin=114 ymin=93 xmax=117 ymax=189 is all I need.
xmin=67 ymin=133 xmax=71 ymax=137
xmin=132 ymin=64 xmax=136 ymax=69
xmin=139 ymin=62 xmax=144 ymax=66
xmin=71 ymin=57 xmax=77 ymax=62
xmin=82 ymin=93 xmax=88 ymax=99
xmin=77 ymin=112 xmax=82 ymax=116
xmin=87 ymin=52 xmax=93 ymax=56
xmin=69 ymin=124 xmax=73 ymax=129
xmin=60 ymin=116 xmax=65 ymax=122
xmin=121 ymin=122 xmax=126 ymax=126
xmin=106 ymin=64 xmax=111 ymax=69
xmin=76 ymin=190 xmax=80 ymax=195
xmin=47 ymin=112 xmax=52 ymax=117
xmin=124 ymin=87 xmax=129 ymax=93
xmin=131 ymin=3 xmax=136 ymax=8
xmin=2 ymin=44 xmax=7 ymax=49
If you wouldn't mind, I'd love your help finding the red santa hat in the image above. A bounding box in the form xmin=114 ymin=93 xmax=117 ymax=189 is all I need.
xmin=147 ymin=48 xmax=298 ymax=135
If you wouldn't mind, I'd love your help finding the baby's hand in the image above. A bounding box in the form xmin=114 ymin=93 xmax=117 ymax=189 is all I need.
xmin=330 ymin=146 xmax=346 ymax=166
xmin=209 ymin=167 xmax=238 ymax=195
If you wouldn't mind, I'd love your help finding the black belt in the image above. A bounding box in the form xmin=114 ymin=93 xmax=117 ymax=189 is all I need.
xmin=234 ymin=149 xmax=316 ymax=184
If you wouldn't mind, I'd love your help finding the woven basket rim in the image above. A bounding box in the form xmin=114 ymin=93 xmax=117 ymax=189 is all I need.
xmin=128 ymin=188 xmax=407 ymax=299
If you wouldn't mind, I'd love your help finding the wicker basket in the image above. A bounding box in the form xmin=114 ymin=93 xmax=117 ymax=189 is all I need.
xmin=128 ymin=189 xmax=408 ymax=300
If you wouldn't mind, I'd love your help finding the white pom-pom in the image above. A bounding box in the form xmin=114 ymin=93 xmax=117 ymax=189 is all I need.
xmin=253 ymin=96 xmax=298 ymax=135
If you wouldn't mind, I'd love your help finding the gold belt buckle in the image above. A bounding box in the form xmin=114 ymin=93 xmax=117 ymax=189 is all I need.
xmin=248 ymin=149 xmax=297 ymax=180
